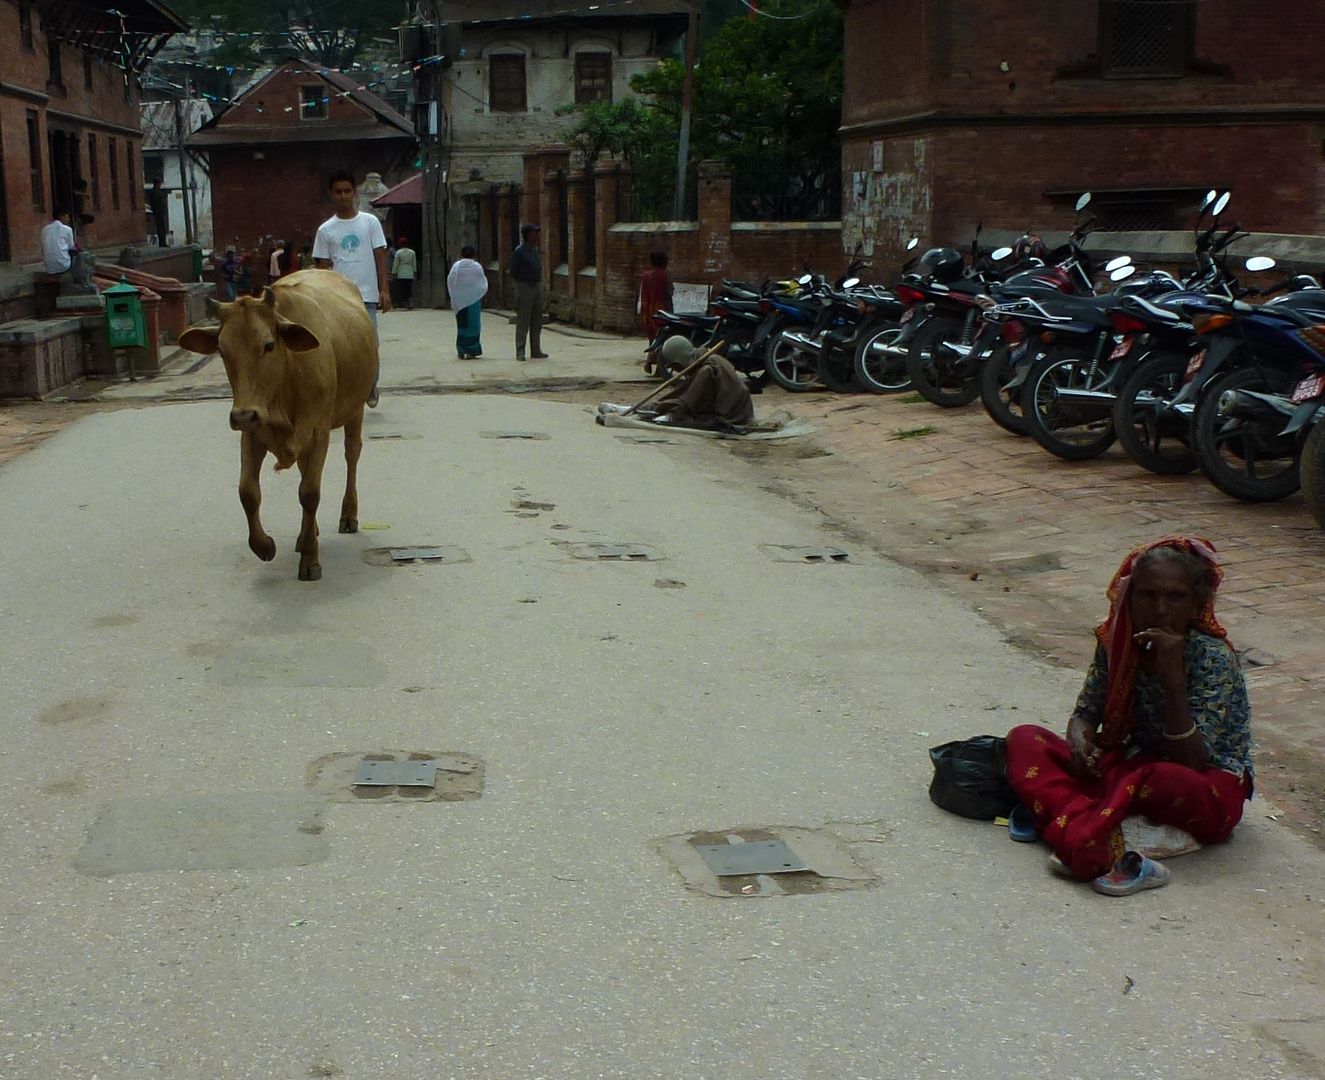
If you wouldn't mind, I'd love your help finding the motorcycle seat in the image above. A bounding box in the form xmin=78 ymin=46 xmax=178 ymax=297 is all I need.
xmin=716 ymin=299 xmax=766 ymax=316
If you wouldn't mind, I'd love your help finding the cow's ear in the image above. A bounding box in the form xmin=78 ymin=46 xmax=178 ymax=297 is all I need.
xmin=275 ymin=316 xmax=320 ymax=353
xmin=261 ymin=287 xmax=276 ymax=307
xmin=179 ymin=325 xmax=220 ymax=355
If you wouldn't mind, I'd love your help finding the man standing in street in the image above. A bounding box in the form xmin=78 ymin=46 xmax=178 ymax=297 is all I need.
xmin=509 ymin=223 xmax=548 ymax=361
xmin=391 ymin=236 xmax=417 ymax=311
xmin=149 ymin=179 xmax=170 ymax=247
xmin=313 ymin=168 xmax=391 ymax=407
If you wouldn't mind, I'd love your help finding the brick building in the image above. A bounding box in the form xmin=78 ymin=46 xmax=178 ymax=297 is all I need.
xmin=0 ymin=0 xmax=186 ymax=308
xmin=189 ymin=60 xmax=415 ymax=260
xmin=839 ymin=0 xmax=1325 ymax=267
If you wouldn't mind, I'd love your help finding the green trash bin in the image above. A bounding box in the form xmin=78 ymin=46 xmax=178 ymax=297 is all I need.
xmin=104 ymin=277 xmax=147 ymax=349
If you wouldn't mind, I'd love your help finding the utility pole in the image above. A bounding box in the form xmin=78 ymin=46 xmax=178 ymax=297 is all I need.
xmin=673 ymin=0 xmax=699 ymax=221
xmin=175 ymin=71 xmax=195 ymax=245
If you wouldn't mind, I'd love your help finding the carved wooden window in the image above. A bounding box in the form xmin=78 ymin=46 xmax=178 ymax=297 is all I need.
xmin=127 ymin=147 xmax=137 ymax=212
xmin=19 ymin=2 xmax=34 ymax=51
xmin=87 ymin=134 xmax=101 ymax=211
xmin=47 ymin=30 xmax=64 ymax=89
xmin=109 ymin=137 xmax=120 ymax=210
xmin=1101 ymin=0 xmax=1195 ymax=78
xmin=27 ymin=110 xmax=43 ymax=211
xmin=489 ymin=54 xmax=527 ymax=113
xmin=575 ymin=53 xmax=612 ymax=105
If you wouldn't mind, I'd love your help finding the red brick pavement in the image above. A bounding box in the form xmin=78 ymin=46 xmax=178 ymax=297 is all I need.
xmin=752 ymin=387 xmax=1325 ymax=833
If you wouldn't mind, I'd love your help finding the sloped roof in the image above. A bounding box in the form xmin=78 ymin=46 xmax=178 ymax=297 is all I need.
xmin=448 ymin=0 xmax=690 ymax=25
xmin=372 ymin=173 xmax=422 ymax=206
xmin=189 ymin=59 xmax=413 ymax=147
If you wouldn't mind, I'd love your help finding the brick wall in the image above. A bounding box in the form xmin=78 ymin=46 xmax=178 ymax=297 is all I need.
xmin=480 ymin=152 xmax=844 ymax=333
xmin=841 ymin=0 xmax=1325 ymax=270
xmin=2 ymin=0 xmax=150 ymax=267
xmin=209 ymin=143 xmax=413 ymax=263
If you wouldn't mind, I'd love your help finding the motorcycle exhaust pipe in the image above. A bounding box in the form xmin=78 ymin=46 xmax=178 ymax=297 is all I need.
xmin=938 ymin=341 xmax=973 ymax=359
xmin=873 ymin=342 xmax=909 ymax=357
xmin=1216 ymin=389 xmax=1290 ymax=424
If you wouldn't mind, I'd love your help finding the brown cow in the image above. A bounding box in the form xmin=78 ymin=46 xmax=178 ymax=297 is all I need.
xmin=179 ymin=269 xmax=377 ymax=580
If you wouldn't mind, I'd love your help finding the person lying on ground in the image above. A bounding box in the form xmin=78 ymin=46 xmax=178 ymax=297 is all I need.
xmin=1005 ymin=535 xmax=1252 ymax=896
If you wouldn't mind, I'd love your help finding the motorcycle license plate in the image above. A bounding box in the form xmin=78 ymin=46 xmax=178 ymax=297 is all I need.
xmin=1291 ymin=373 xmax=1325 ymax=403
xmin=1185 ymin=349 xmax=1207 ymax=379
xmin=1109 ymin=336 xmax=1133 ymax=362
xmin=899 ymin=308 xmax=916 ymax=325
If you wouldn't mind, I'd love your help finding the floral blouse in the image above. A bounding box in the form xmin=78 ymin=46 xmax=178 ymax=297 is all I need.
xmin=1073 ymin=631 xmax=1253 ymax=780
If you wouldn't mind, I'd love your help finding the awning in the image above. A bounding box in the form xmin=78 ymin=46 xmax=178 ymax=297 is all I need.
xmin=372 ymin=173 xmax=422 ymax=207
xmin=37 ymin=0 xmax=187 ymax=71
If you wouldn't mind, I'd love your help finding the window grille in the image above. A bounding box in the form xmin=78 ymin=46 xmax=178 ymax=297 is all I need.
xmin=575 ymin=53 xmax=612 ymax=105
xmin=27 ymin=110 xmax=43 ymax=211
xmin=87 ymin=134 xmax=100 ymax=210
xmin=1101 ymin=0 xmax=1194 ymax=78
xmin=19 ymin=2 xmax=33 ymax=51
xmin=301 ymin=86 xmax=328 ymax=120
xmin=489 ymin=54 xmax=527 ymax=113
xmin=109 ymin=137 xmax=120 ymax=210
xmin=127 ymin=149 xmax=137 ymax=212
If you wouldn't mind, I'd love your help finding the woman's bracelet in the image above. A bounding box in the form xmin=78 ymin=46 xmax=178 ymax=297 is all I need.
xmin=1164 ymin=724 xmax=1199 ymax=741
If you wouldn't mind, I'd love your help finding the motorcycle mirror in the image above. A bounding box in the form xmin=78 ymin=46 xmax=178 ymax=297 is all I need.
xmin=842 ymin=277 xmax=860 ymax=289
xmin=906 ymin=237 xmax=919 ymax=251
xmin=1200 ymin=189 xmax=1217 ymax=211
xmin=1213 ymin=192 xmax=1231 ymax=216
xmin=1110 ymin=265 xmax=1137 ymax=282
xmin=1245 ymin=256 xmax=1276 ymax=272
xmin=1075 ymin=192 xmax=1092 ymax=213
xmin=1104 ymin=255 xmax=1133 ymax=272
xmin=798 ymin=273 xmax=813 ymax=285
xmin=990 ymin=246 xmax=1013 ymax=261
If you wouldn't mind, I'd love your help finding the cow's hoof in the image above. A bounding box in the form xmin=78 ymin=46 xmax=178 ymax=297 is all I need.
xmin=299 ymin=563 xmax=322 ymax=582
xmin=250 ymin=535 xmax=276 ymax=562
xmin=339 ymin=517 xmax=358 ymax=534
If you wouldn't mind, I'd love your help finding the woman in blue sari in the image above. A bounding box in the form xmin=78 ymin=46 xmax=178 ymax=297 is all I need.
xmin=447 ymin=246 xmax=489 ymax=358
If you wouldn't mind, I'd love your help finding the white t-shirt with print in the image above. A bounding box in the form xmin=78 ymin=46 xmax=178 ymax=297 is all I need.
xmin=312 ymin=211 xmax=387 ymax=303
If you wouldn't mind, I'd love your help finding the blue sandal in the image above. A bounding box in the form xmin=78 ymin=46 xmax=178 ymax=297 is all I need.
xmin=1091 ymin=851 xmax=1171 ymax=896
xmin=1008 ymin=804 xmax=1038 ymax=843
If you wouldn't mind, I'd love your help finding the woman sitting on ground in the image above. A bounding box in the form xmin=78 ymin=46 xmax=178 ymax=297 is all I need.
xmin=1006 ymin=536 xmax=1252 ymax=896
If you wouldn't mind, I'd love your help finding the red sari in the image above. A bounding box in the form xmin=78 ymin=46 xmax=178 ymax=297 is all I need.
xmin=639 ymin=268 xmax=673 ymax=338
xmin=1008 ymin=536 xmax=1252 ymax=881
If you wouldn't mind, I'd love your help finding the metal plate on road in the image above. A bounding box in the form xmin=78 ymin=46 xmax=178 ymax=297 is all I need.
xmin=480 ymin=430 xmax=551 ymax=440
xmin=595 ymin=544 xmax=652 ymax=560
xmin=694 ymin=839 xmax=809 ymax=877
xmin=389 ymin=547 xmax=444 ymax=562
xmin=353 ymin=759 xmax=438 ymax=787
xmin=794 ymin=546 xmax=849 ymax=563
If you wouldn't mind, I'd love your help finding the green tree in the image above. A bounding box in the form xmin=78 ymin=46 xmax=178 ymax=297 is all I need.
xmin=562 ymin=0 xmax=842 ymax=217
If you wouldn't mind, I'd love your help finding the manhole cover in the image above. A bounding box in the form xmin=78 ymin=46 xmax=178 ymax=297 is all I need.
xmin=658 ymin=826 xmax=878 ymax=898
xmin=695 ymin=839 xmax=808 ymax=876
xmin=563 ymin=542 xmax=662 ymax=561
xmin=353 ymin=758 xmax=438 ymax=787
xmin=366 ymin=432 xmax=422 ymax=441
xmin=307 ymin=751 xmax=483 ymax=803
xmin=362 ymin=546 xmax=471 ymax=567
xmin=480 ymin=430 xmax=551 ymax=441
xmin=763 ymin=545 xmax=850 ymax=563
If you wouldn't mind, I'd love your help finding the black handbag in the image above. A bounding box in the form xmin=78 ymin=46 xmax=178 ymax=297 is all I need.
xmin=928 ymin=735 xmax=1018 ymax=820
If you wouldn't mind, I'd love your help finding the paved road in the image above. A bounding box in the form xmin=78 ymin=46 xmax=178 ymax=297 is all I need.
xmin=3 ymin=383 xmax=1325 ymax=1078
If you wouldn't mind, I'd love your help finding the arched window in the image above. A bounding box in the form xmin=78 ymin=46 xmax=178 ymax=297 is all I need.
xmin=574 ymin=52 xmax=612 ymax=105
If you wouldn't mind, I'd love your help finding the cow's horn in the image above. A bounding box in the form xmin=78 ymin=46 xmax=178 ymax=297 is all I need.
xmin=205 ymin=297 xmax=223 ymax=316
xmin=261 ymin=286 xmax=276 ymax=307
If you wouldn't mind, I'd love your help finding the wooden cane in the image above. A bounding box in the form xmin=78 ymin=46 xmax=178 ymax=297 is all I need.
xmin=623 ymin=340 xmax=726 ymax=417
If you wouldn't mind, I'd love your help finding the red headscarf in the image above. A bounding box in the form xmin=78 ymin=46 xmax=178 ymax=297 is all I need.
xmin=1094 ymin=535 xmax=1227 ymax=749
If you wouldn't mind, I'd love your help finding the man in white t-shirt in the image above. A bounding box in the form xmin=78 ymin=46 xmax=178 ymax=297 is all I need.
xmin=40 ymin=207 xmax=77 ymax=276
xmin=313 ymin=169 xmax=391 ymax=406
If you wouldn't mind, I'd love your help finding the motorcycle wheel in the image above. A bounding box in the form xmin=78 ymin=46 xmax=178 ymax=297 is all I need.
xmin=817 ymin=346 xmax=860 ymax=393
xmin=853 ymin=323 xmax=911 ymax=393
xmin=1301 ymin=415 xmax=1325 ymax=528
xmin=764 ymin=329 xmax=821 ymax=392
xmin=979 ymin=344 xmax=1028 ymax=436
xmin=1191 ymin=366 xmax=1301 ymax=502
xmin=1021 ymin=347 xmax=1118 ymax=460
xmin=1111 ymin=351 xmax=1198 ymax=475
xmin=905 ymin=316 xmax=981 ymax=407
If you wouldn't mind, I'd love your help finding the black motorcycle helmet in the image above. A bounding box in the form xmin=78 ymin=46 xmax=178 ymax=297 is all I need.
xmin=918 ymin=247 xmax=965 ymax=284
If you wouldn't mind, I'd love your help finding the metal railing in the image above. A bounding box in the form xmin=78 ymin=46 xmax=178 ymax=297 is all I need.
xmin=731 ymin=160 xmax=841 ymax=222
